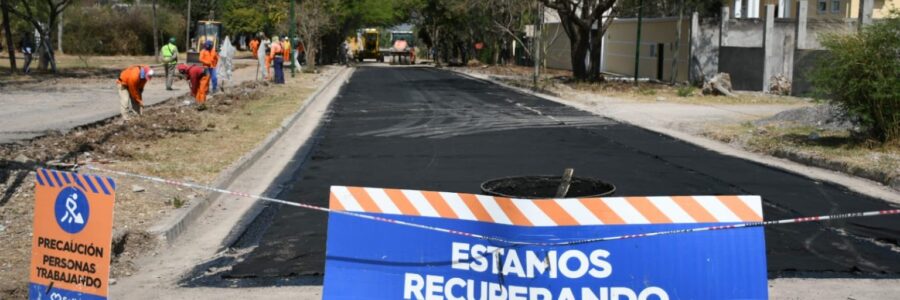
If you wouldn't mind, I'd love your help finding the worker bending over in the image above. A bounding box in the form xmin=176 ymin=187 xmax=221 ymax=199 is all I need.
xmin=176 ymin=63 xmax=207 ymax=103
xmin=117 ymin=65 xmax=154 ymax=120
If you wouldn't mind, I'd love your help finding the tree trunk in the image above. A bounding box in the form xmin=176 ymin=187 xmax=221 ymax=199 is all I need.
xmin=1 ymin=0 xmax=16 ymax=73
xmin=492 ymin=41 xmax=500 ymax=65
xmin=433 ymin=26 xmax=441 ymax=67
xmin=186 ymin=0 xmax=191 ymax=51
xmin=43 ymin=36 xmax=57 ymax=73
xmin=305 ymin=38 xmax=317 ymax=71
xmin=38 ymin=31 xmax=48 ymax=70
xmin=588 ymin=24 xmax=603 ymax=81
xmin=38 ymin=18 xmax=58 ymax=73
xmin=152 ymin=0 xmax=159 ymax=62
xmin=568 ymin=28 xmax=589 ymax=80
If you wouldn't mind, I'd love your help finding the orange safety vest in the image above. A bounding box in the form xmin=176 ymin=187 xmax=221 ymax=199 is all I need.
xmin=200 ymin=48 xmax=219 ymax=68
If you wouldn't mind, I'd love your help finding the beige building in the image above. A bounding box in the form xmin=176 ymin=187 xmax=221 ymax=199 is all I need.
xmin=541 ymin=13 xmax=692 ymax=82
xmin=602 ymin=18 xmax=691 ymax=82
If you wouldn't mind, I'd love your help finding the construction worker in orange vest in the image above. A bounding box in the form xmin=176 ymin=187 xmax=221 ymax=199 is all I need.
xmin=249 ymin=37 xmax=260 ymax=57
xmin=117 ymin=65 xmax=154 ymax=120
xmin=198 ymin=41 xmax=218 ymax=104
xmin=269 ymin=36 xmax=284 ymax=84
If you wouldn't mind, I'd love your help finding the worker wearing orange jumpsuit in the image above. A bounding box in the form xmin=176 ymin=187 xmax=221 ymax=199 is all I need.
xmin=249 ymin=37 xmax=260 ymax=57
xmin=198 ymin=41 xmax=218 ymax=104
xmin=176 ymin=63 xmax=206 ymax=101
xmin=117 ymin=65 xmax=153 ymax=120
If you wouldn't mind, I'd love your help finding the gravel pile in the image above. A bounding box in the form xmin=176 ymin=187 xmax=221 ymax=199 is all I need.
xmin=754 ymin=104 xmax=859 ymax=131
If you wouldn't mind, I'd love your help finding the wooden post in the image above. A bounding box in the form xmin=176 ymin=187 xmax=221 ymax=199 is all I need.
xmin=556 ymin=168 xmax=575 ymax=198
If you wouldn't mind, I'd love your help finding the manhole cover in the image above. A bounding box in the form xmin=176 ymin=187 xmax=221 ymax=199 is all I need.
xmin=481 ymin=175 xmax=616 ymax=199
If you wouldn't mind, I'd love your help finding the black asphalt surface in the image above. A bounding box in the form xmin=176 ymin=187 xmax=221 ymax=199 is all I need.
xmin=222 ymin=66 xmax=900 ymax=281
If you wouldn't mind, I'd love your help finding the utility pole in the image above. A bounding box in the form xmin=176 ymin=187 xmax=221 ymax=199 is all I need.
xmin=633 ymin=0 xmax=643 ymax=84
xmin=186 ymin=0 xmax=191 ymax=51
xmin=152 ymin=0 xmax=159 ymax=62
xmin=290 ymin=0 xmax=295 ymax=77
xmin=533 ymin=2 xmax=542 ymax=90
xmin=58 ymin=11 xmax=63 ymax=54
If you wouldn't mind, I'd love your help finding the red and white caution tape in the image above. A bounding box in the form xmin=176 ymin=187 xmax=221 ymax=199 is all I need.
xmin=82 ymin=165 xmax=900 ymax=247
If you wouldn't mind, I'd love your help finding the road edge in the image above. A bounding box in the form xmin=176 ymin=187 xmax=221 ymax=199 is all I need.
xmin=443 ymin=68 xmax=900 ymax=205
xmin=147 ymin=67 xmax=350 ymax=244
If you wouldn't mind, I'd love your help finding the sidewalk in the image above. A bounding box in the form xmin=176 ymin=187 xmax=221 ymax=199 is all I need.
xmin=0 ymin=58 xmax=258 ymax=144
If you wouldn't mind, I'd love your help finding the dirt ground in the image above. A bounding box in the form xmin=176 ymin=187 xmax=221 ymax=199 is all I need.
xmin=0 ymin=67 xmax=326 ymax=298
xmin=0 ymin=54 xmax=257 ymax=144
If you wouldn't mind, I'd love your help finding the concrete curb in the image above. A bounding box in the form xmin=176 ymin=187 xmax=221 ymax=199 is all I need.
xmin=216 ymin=69 xmax=350 ymax=250
xmin=444 ymin=68 xmax=900 ymax=204
xmin=147 ymin=66 xmax=350 ymax=244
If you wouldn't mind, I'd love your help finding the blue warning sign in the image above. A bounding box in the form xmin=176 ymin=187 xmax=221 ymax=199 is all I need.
xmin=323 ymin=187 xmax=769 ymax=300
xmin=54 ymin=187 xmax=91 ymax=234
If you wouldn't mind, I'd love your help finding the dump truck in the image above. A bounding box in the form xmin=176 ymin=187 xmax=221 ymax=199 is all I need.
xmin=187 ymin=21 xmax=223 ymax=64
xmin=388 ymin=30 xmax=415 ymax=65
xmin=356 ymin=28 xmax=383 ymax=62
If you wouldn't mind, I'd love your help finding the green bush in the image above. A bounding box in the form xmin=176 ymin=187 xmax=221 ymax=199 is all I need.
xmin=676 ymin=85 xmax=696 ymax=97
xmin=637 ymin=85 xmax=657 ymax=96
xmin=63 ymin=6 xmax=185 ymax=56
xmin=811 ymin=11 xmax=900 ymax=143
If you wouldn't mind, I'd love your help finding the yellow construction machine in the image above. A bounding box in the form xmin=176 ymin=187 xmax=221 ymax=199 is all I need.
xmin=355 ymin=28 xmax=383 ymax=62
xmin=187 ymin=20 xmax=223 ymax=63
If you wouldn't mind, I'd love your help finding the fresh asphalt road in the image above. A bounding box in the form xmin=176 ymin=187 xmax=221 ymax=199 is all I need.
xmin=220 ymin=66 xmax=900 ymax=281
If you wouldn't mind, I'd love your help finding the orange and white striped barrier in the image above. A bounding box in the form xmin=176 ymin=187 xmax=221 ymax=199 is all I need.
xmin=329 ymin=186 xmax=762 ymax=226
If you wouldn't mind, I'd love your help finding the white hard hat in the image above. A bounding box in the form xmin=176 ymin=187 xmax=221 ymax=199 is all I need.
xmin=147 ymin=69 xmax=155 ymax=78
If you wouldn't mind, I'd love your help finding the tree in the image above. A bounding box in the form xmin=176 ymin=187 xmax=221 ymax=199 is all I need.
xmin=5 ymin=0 xmax=73 ymax=73
xmin=539 ymin=0 xmax=617 ymax=81
xmin=222 ymin=7 xmax=265 ymax=35
xmin=405 ymin=0 xmax=469 ymax=67
xmin=1 ymin=0 xmax=16 ymax=73
xmin=481 ymin=0 xmax=536 ymax=62
xmin=297 ymin=0 xmax=339 ymax=71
